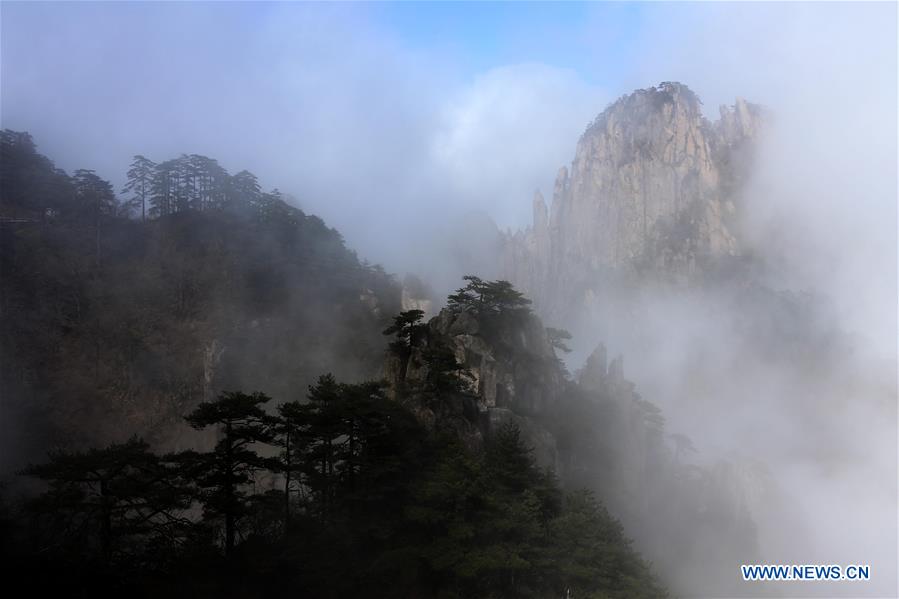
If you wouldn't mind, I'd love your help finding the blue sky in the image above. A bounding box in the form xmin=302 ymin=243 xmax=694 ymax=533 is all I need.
xmin=1 ymin=1 xmax=895 ymax=293
xmin=371 ymin=1 xmax=643 ymax=86
xmin=2 ymin=4 xmax=896 ymax=592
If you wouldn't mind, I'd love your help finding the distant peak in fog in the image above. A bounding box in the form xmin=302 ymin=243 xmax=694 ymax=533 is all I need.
xmin=499 ymin=81 xmax=767 ymax=318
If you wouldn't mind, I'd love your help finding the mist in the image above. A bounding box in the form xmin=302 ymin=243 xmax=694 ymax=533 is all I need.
xmin=1 ymin=2 xmax=607 ymax=271
xmin=555 ymin=4 xmax=897 ymax=596
xmin=2 ymin=2 xmax=896 ymax=597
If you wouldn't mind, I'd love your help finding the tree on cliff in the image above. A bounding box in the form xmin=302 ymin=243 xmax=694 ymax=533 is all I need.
xmin=383 ymin=307 xmax=474 ymax=402
xmin=546 ymin=327 xmax=572 ymax=354
xmin=447 ymin=276 xmax=532 ymax=319
xmin=447 ymin=277 xmax=533 ymax=343
xmin=383 ymin=308 xmax=425 ymax=363
xmin=419 ymin=341 xmax=474 ymax=400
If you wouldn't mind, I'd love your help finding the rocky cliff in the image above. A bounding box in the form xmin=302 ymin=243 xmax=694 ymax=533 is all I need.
xmin=384 ymin=295 xmax=761 ymax=596
xmin=384 ymin=301 xmax=566 ymax=466
xmin=503 ymin=82 xmax=767 ymax=317
xmin=0 ymin=132 xmax=403 ymax=466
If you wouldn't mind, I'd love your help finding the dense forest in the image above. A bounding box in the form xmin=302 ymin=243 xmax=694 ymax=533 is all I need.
xmin=0 ymin=130 xmax=400 ymax=465
xmin=0 ymin=131 xmax=665 ymax=597
xmin=2 ymin=380 xmax=663 ymax=598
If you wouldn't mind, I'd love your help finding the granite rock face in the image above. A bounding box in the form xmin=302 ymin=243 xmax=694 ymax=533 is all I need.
xmin=383 ymin=305 xmax=567 ymax=466
xmin=382 ymin=303 xmax=761 ymax=596
xmin=503 ymin=82 xmax=767 ymax=316
xmin=400 ymin=274 xmax=434 ymax=316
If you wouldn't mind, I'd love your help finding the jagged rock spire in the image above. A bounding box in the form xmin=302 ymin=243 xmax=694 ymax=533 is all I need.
xmin=502 ymin=82 xmax=767 ymax=318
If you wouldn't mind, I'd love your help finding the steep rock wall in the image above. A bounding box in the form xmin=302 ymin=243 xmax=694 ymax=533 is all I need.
xmin=503 ymin=82 xmax=767 ymax=317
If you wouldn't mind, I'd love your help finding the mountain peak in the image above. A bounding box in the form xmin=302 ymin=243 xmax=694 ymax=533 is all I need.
xmin=502 ymin=83 xmax=767 ymax=316
xmin=586 ymin=81 xmax=703 ymax=135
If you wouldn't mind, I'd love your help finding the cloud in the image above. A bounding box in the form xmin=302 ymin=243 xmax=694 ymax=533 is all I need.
xmin=431 ymin=63 xmax=606 ymax=228
xmin=1 ymin=3 xmax=604 ymax=272
xmin=569 ymin=5 xmax=897 ymax=595
xmin=618 ymin=2 xmax=897 ymax=355
xmin=2 ymin=3 xmax=896 ymax=595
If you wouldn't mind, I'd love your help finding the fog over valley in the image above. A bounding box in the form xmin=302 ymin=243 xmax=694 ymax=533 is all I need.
xmin=1 ymin=3 xmax=895 ymax=598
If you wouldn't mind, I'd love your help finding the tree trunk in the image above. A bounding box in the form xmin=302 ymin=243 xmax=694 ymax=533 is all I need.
xmin=100 ymin=478 xmax=112 ymax=562
xmin=225 ymin=420 xmax=235 ymax=558
xmin=284 ymin=425 xmax=291 ymax=533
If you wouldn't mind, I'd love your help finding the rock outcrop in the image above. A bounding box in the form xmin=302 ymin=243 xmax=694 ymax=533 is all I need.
xmin=383 ymin=298 xmax=760 ymax=597
xmin=384 ymin=305 xmax=567 ymax=466
xmin=503 ymin=82 xmax=767 ymax=317
xmin=400 ymin=273 xmax=434 ymax=316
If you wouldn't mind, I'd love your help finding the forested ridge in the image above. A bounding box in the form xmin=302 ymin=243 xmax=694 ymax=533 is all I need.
xmin=1 ymin=130 xmax=400 ymax=463
xmin=0 ymin=131 xmax=666 ymax=597
xmin=3 ymin=380 xmax=664 ymax=598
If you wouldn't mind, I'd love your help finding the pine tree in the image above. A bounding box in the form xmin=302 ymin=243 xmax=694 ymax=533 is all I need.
xmin=383 ymin=309 xmax=425 ymax=364
xmin=150 ymin=159 xmax=179 ymax=217
xmin=183 ymin=391 xmax=277 ymax=558
xmin=550 ymin=489 xmax=667 ymax=598
xmin=274 ymin=399 xmax=314 ymax=530
xmin=122 ymin=155 xmax=156 ymax=221
xmin=188 ymin=154 xmax=228 ymax=211
xmin=447 ymin=277 xmax=532 ymax=341
xmin=20 ymin=438 xmax=191 ymax=564
xmin=229 ymin=170 xmax=261 ymax=214
xmin=73 ymin=169 xmax=118 ymax=217
xmin=302 ymin=374 xmax=344 ymax=522
xmin=546 ymin=327 xmax=572 ymax=354
xmin=447 ymin=276 xmax=532 ymax=319
xmin=73 ymin=169 xmax=117 ymax=267
xmin=173 ymin=154 xmax=194 ymax=213
xmin=420 ymin=341 xmax=474 ymax=399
